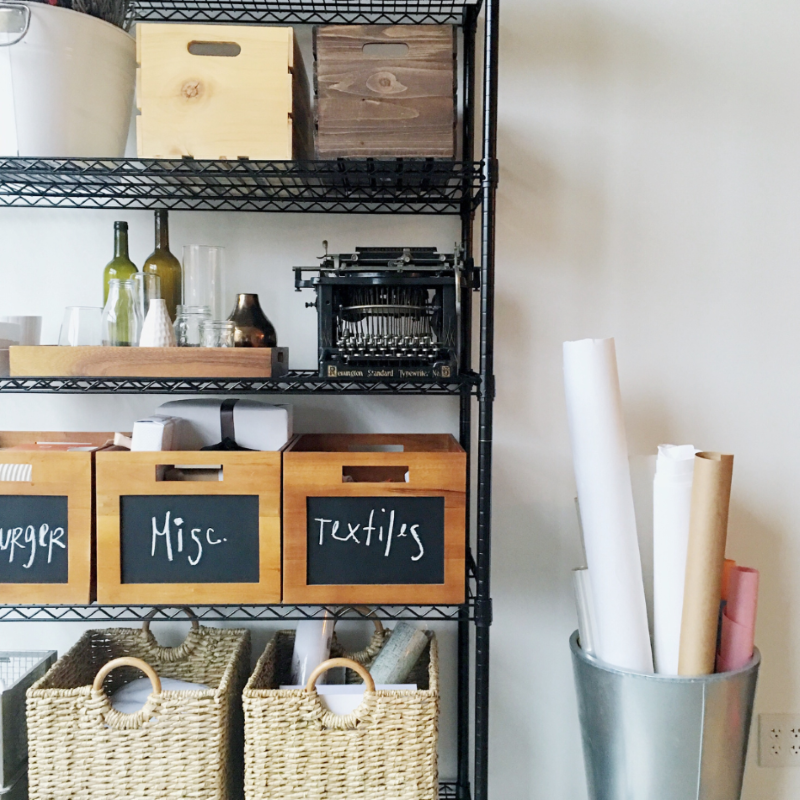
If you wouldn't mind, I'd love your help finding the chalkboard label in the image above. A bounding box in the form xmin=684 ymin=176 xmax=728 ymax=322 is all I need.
xmin=307 ymin=496 xmax=445 ymax=585
xmin=0 ymin=495 xmax=69 ymax=584
xmin=120 ymin=495 xmax=260 ymax=584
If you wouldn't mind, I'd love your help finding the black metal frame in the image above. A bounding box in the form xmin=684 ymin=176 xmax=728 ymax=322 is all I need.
xmin=0 ymin=2 xmax=498 ymax=799
xmin=0 ymin=158 xmax=482 ymax=214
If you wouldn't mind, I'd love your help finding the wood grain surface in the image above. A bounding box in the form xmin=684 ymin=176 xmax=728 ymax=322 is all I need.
xmin=283 ymin=433 xmax=466 ymax=604
xmin=9 ymin=346 xmax=289 ymax=378
xmin=96 ymin=450 xmax=282 ymax=604
xmin=314 ymin=25 xmax=456 ymax=158
xmin=137 ymin=23 xmax=312 ymax=160
xmin=0 ymin=431 xmax=114 ymax=604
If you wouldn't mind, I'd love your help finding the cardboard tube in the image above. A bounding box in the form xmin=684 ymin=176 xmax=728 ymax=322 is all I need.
xmin=678 ymin=452 xmax=734 ymax=675
xmin=721 ymin=559 xmax=737 ymax=602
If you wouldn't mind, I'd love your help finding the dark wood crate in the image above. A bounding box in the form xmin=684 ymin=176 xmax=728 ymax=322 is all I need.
xmin=314 ymin=25 xmax=456 ymax=158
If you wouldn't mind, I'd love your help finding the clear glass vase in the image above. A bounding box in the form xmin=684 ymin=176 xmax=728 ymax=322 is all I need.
xmin=101 ymin=279 xmax=142 ymax=347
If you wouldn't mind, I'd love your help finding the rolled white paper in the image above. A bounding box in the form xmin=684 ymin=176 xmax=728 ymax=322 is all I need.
xmin=653 ymin=444 xmax=696 ymax=675
xmin=563 ymin=338 xmax=653 ymax=673
xmin=572 ymin=567 xmax=598 ymax=655
xmin=291 ymin=612 xmax=335 ymax=686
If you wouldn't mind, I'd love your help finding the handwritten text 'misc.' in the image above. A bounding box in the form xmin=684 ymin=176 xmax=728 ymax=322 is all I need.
xmin=150 ymin=511 xmax=228 ymax=567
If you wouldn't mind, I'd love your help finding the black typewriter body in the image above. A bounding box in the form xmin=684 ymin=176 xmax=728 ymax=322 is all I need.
xmin=295 ymin=246 xmax=466 ymax=380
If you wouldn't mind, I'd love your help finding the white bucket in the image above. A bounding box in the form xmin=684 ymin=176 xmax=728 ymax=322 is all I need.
xmin=0 ymin=2 xmax=135 ymax=157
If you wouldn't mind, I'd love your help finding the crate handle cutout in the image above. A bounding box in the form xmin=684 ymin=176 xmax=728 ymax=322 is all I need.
xmin=156 ymin=465 xmax=224 ymax=482
xmin=347 ymin=444 xmax=404 ymax=453
xmin=342 ymin=466 xmax=409 ymax=483
xmin=187 ymin=41 xmax=241 ymax=57
xmin=362 ymin=43 xmax=409 ymax=58
xmin=0 ymin=463 xmax=32 ymax=482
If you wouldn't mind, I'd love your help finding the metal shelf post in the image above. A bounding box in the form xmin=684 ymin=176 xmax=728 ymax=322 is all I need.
xmin=475 ymin=1 xmax=500 ymax=799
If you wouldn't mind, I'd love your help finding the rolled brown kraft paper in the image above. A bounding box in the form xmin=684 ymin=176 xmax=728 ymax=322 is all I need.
xmin=678 ymin=452 xmax=734 ymax=675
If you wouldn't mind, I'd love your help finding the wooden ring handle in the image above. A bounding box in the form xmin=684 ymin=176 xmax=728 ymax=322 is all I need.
xmin=337 ymin=606 xmax=384 ymax=635
xmin=305 ymin=658 xmax=376 ymax=693
xmin=142 ymin=606 xmax=200 ymax=634
xmin=92 ymin=657 xmax=162 ymax=696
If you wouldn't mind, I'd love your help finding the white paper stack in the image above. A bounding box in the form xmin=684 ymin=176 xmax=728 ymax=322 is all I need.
xmin=279 ymin=684 xmax=416 ymax=715
xmin=563 ymin=338 xmax=653 ymax=673
xmin=653 ymin=444 xmax=696 ymax=675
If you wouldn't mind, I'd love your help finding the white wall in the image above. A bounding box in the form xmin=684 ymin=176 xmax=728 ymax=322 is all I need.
xmin=490 ymin=1 xmax=800 ymax=798
xmin=2 ymin=1 xmax=799 ymax=798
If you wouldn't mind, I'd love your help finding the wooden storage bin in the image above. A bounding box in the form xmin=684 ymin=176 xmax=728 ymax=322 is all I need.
xmin=314 ymin=25 xmax=456 ymax=158
xmin=96 ymin=450 xmax=282 ymax=604
xmin=283 ymin=434 xmax=466 ymax=605
xmin=137 ymin=24 xmax=312 ymax=160
xmin=0 ymin=432 xmax=112 ymax=604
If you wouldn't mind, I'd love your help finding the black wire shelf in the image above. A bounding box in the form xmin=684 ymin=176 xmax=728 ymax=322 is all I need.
xmin=0 ymin=371 xmax=480 ymax=395
xmin=132 ymin=0 xmax=482 ymax=26
xmin=0 ymin=601 xmax=472 ymax=623
xmin=0 ymin=158 xmax=481 ymax=214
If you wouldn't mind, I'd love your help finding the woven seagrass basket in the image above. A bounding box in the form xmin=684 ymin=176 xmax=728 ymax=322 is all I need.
xmin=26 ymin=613 xmax=251 ymax=800
xmin=243 ymin=629 xmax=439 ymax=800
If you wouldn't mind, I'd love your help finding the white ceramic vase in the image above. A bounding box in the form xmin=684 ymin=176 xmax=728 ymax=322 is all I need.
xmin=140 ymin=299 xmax=176 ymax=347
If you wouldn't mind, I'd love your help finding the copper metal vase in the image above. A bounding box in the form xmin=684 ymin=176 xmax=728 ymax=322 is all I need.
xmin=228 ymin=293 xmax=277 ymax=347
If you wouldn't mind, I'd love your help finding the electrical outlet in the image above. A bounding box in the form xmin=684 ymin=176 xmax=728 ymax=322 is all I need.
xmin=759 ymin=714 xmax=800 ymax=766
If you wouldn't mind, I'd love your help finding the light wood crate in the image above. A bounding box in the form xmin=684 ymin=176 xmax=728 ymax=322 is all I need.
xmin=137 ymin=24 xmax=312 ymax=160
xmin=96 ymin=450 xmax=282 ymax=605
xmin=0 ymin=432 xmax=114 ymax=604
xmin=283 ymin=434 xmax=466 ymax=605
xmin=9 ymin=346 xmax=289 ymax=378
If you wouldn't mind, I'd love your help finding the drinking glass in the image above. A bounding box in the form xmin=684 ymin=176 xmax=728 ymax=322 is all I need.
xmin=174 ymin=305 xmax=212 ymax=347
xmin=58 ymin=307 xmax=102 ymax=346
xmin=134 ymin=272 xmax=162 ymax=322
xmin=101 ymin=280 xmax=142 ymax=346
xmin=201 ymin=320 xmax=236 ymax=348
xmin=182 ymin=245 xmax=226 ymax=320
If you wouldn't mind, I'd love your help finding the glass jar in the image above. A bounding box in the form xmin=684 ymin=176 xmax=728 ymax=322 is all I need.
xmin=174 ymin=305 xmax=211 ymax=347
xmin=201 ymin=320 xmax=235 ymax=348
xmin=101 ymin=279 xmax=142 ymax=347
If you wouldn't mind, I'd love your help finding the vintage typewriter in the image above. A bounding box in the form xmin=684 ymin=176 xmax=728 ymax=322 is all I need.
xmin=295 ymin=245 xmax=466 ymax=380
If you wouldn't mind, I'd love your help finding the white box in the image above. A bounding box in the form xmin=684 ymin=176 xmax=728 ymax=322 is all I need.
xmin=0 ymin=652 xmax=56 ymax=786
xmin=131 ymin=415 xmax=180 ymax=452
xmin=156 ymin=399 xmax=292 ymax=452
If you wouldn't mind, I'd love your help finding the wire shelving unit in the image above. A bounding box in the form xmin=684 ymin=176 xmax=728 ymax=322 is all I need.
xmin=0 ymin=2 xmax=499 ymax=799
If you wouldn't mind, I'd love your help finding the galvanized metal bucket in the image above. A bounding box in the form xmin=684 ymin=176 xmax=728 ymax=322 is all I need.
xmin=570 ymin=631 xmax=760 ymax=800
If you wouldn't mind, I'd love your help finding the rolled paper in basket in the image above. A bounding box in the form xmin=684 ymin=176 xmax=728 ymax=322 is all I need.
xmin=563 ymin=338 xmax=653 ymax=673
xmin=678 ymin=452 xmax=734 ymax=675
xmin=653 ymin=444 xmax=696 ymax=675
xmin=717 ymin=567 xmax=759 ymax=672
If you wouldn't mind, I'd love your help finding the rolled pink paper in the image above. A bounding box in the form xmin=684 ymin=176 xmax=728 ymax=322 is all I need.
xmin=726 ymin=566 xmax=759 ymax=630
xmin=716 ymin=566 xmax=759 ymax=672
xmin=717 ymin=614 xmax=754 ymax=671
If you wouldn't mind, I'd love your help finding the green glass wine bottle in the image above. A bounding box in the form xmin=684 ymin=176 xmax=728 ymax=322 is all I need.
xmin=143 ymin=210 xmax=182 ymax=321
xmin=103 ymin=221 xmax=138 ymax=304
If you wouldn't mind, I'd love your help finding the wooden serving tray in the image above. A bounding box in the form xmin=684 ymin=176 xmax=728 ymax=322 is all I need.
xmin=9 ymin=346 xmax=289 ymax=378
